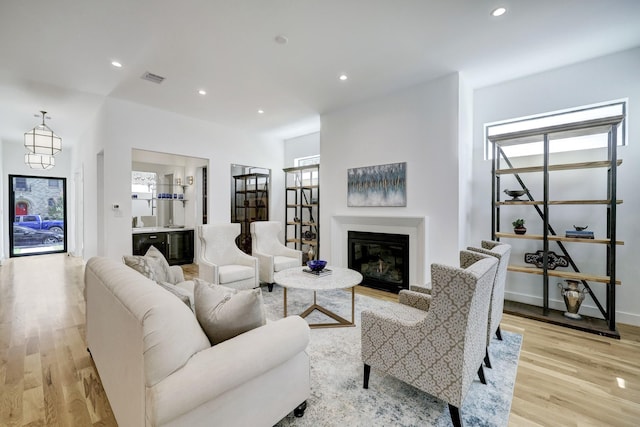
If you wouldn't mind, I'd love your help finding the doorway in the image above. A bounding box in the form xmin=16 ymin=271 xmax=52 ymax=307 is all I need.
xmin=9 ymin=174 xmax=67 ymax=257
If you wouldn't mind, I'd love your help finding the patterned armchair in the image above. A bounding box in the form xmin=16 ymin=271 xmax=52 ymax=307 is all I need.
xmin=361 ymin=251 xmax=498 ymax=427
xmin=467 ymin=240 xmax=511 ymax=369
xmin=250 ymin=221 xmax=302 ymax=292
xmin=197 ymin=223 xmax=259 ymax=290
xmin=401 ymin=241 xmax=511 ymax=370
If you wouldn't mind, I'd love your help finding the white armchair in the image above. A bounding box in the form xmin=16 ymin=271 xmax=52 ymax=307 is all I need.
xmin=250 ymin=221 xmax=302 ymax=292
xmin=197 ymin=223 xmax=259 ymax=290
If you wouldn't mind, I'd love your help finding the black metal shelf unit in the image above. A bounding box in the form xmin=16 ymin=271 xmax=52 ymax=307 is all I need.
xmin=232 ymin=173 xmax=269 ymax=254
xmin=489 ymin=115 xmax=624 ymax=338
xmin=284 ymin=165 xmax=319 ymax=264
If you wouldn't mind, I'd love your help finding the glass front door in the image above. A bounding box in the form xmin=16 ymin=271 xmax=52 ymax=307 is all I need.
xmin=9 ymin=175 xmax=67 ymax=257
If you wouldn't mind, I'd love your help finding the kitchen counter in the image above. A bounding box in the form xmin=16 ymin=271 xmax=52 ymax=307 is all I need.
xmin=132 ymin=227 xmax=194 ymax=234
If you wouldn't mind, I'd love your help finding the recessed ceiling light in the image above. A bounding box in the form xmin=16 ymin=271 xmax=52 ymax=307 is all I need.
xmin=339 ymin=74 xmax=348 ymax=81
xmin=491 ymin=7 xmax=506 ymax=17
xmin=198 ymin=89 xmax=207 ymax=95
xmin=111 ymin=61 xmax=122 ymax=68
xmin=274 ymin=35 xmax=288 ymax=45
xmin=258 ymin=109 xmax=265 ymax=114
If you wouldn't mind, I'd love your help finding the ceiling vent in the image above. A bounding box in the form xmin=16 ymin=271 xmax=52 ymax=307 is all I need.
xmin=141 ymin=71 xmax=165 ymax=84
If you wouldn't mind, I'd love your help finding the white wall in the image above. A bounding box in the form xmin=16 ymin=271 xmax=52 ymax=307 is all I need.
xmin=75 ymin=104 xmax=107 ymax=259
xmin=471 ymin=47 xmax=640 ymax=326
xmin=77 ymin=98 xmax=285 ymax=261
xmin=458 ymin=75 xmax=474 ymax=251
xmin=284 ymin=132 xmax=320 ymax=168
xmin=320 ymin=73 xmax=461 ymax=269
xmin=0 ymin=139 xmax=4 ymax=263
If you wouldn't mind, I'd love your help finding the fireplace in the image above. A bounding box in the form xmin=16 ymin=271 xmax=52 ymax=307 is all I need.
xmin=348 ymin=231 xmax=409 ymax=294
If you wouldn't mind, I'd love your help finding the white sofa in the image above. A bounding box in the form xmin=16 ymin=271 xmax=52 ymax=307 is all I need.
xmin=85 ymin=256 xmax=310 ymax=427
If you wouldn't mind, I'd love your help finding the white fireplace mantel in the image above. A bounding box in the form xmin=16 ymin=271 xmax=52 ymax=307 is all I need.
xmin=330 ymin=214 xmax=429 ymax=286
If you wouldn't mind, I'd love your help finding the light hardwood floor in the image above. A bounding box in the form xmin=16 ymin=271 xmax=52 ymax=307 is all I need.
xmin=1 ymin=254 xmax=639 ymax=426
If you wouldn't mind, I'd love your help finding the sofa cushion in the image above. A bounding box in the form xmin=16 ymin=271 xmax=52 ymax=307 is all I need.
xmin=218 ymin=264 xmax=255 ymax=284
xmin=193 ymin=279 xmax=266 ymax=345
xmin=274 ymin=256 xmax=300 ymax=272
xmin=158 ymin=281 xmax=193 ymax=311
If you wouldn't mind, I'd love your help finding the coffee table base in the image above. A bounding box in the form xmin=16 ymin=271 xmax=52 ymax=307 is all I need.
xmin=284 ymin=287 xmax=355 ymax=329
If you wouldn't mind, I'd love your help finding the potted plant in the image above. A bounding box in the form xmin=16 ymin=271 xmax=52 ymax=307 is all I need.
xmin=512 ymin=219 xmax=526 ymax=235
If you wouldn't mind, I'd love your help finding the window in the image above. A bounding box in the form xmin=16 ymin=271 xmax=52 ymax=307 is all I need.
xmin=484 ymin=100 xmax=627 ymax=159
xmin=15 ymin=177 xmax=28 ymax=191
xmin=295 ymin=155 xmax=320 ymax=167
xmin=10 ymin=175 xmax=67 ymax=257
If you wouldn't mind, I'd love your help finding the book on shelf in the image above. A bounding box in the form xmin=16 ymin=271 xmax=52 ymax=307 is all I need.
xmin=302 ymin=268 xmax=332 ymax=277
xmin=565 ymin=230 xmax=595 ymax=239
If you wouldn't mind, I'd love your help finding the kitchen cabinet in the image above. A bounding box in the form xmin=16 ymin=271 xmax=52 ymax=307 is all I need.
xmin=132 ymin=229 xmax=194 ymax=266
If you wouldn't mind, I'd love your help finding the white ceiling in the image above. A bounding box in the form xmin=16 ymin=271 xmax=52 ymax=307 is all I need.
xmin=1 ymin=0 xmax=639 ymax=147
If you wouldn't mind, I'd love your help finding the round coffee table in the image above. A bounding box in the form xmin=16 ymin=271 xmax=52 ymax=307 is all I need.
xmin=273 ymin=266 xmax=363 ymax=328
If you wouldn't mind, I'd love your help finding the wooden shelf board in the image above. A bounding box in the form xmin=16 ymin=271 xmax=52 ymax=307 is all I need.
xmin=497 ymin=199 xmax=622 ymax=205
xmin=495 ymin=232 xmax=624 ymax=245
xmin=503 ymin=300 xmax=619 ymax=339
xmin=283 ymin=165 xmax=320 ymax=173
xmin=507 ymin=265 xmax=621 ymax=284
xmin=286 ymin=185 xmax=320 ymax=190
xmin=496 ymin=159 xmax=622 ymax=175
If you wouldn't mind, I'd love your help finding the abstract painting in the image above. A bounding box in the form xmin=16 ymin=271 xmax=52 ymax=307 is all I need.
xmin=347 ymin=162 xmax=406 ymax=207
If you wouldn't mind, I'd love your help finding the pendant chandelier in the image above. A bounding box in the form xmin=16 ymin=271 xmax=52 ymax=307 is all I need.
xmin=24 ymin=153 xmax=55 ymax=170
xmin=24 ymin=111 xmax=62 ymax=169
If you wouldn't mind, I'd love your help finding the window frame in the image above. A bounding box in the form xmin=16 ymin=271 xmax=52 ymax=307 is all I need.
xmin=484 ymin=99 xmax=627 ymax=160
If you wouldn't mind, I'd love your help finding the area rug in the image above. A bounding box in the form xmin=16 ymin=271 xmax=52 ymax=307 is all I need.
xmin=262 ymin=285 xmax=522 ymax=427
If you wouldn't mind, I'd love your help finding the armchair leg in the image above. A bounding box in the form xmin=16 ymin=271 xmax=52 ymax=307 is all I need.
xmin=484 ymin=348 xmax=492 ymax=369
xmin=448 ymin=404 xmax=463 ymax=427
xmin=495 ymin=325 xmax=503 ymax=341
xmin=267 ymin=283 xmax=274 ymax=292
xmin=363 ymin=364 xmax=371 ymax=389
xmin=293 ymin=400 xmax=307 ymax=417
xmin=477 ymin=365 xmax=487 ymax=385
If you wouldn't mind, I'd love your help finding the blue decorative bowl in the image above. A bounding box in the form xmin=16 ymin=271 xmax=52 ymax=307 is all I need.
xmin=307 ymin=260 xmax=327 ymax=272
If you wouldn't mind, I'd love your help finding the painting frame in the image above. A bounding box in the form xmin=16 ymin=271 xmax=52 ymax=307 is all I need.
xmin=347 ymin=162 xmax=407 ymax=207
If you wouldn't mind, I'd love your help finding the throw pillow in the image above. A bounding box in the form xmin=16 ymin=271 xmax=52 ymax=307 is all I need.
xmin=158 ymin=281 xmax=193 ymax=311
xmin=193 ymin=278 xmax=266 ymax=345
xmin=123 ymin=255 xmax=164 ymax=282
xmin=144 ymin=245 xmax=173 ymax=283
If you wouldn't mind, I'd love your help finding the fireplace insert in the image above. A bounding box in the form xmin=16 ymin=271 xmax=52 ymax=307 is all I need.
xmin=348 ymin=231 xmax=409 ymax=294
